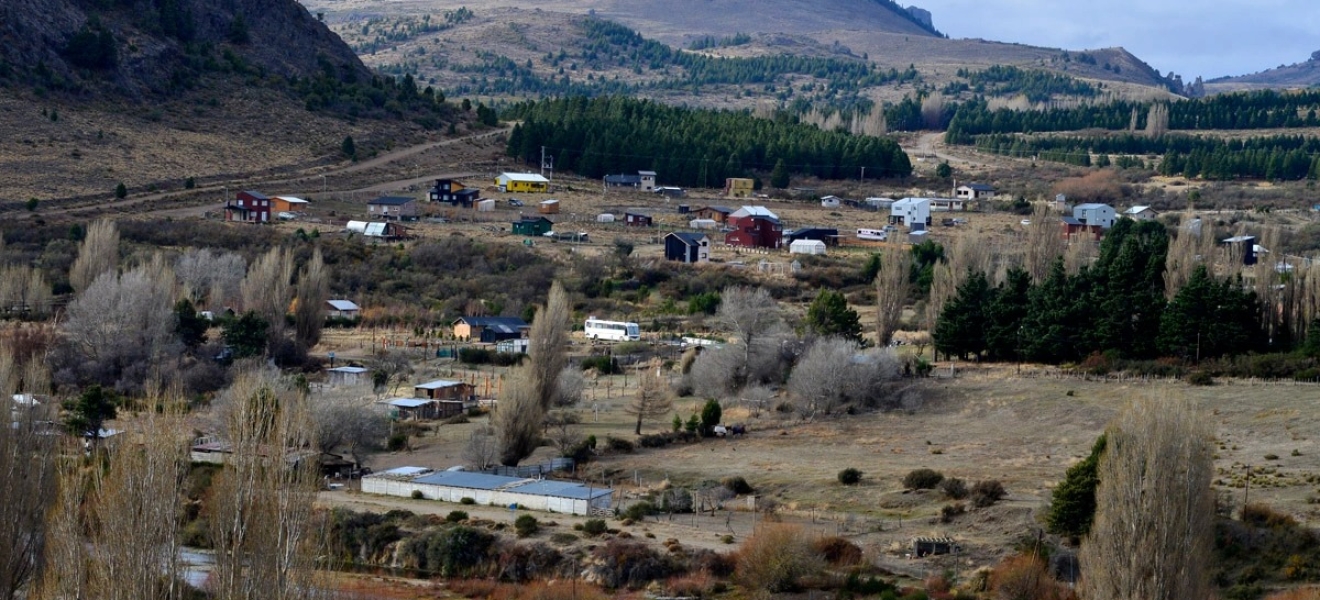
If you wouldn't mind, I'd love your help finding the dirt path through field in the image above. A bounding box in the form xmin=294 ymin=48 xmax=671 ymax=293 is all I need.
xmin=31 ymin=126 xmax=509 ymax=219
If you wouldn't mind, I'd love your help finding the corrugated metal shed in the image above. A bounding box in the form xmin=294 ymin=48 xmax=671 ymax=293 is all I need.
xmin=384 ymin=398 xmax=434 ymax=408
xmin=415 ymin=379 xmax=463 ymax=390
xmin=413 ymin=471 xmax=528 ymax=490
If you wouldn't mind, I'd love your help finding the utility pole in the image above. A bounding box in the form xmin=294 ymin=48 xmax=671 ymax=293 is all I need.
xmin=860 ymin=166 xmax=866 ymax=183
xmin=541 ymin=146 xmax=554 ymax=181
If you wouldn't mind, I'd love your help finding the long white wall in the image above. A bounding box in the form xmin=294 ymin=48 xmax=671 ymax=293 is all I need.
xmin=361 ymin=478 xmax=611 ymax=516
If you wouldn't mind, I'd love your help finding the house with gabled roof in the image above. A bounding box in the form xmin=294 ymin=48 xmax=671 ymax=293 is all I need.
xmin=368 ymin=196 xmax=418 ymax=220
xmin=452 ymin=316 xmax=530 ymax=343
xmin=725 ymin=206 xmax=782 ymax=249
xmin=664 ymin=232 xmax=711 ymax=263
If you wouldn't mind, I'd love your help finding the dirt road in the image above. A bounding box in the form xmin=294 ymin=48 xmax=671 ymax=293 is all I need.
xmin=21 ymin=126 xmax=509 ymax=220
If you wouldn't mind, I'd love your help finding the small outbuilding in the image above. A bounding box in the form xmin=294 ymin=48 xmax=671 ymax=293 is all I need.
xmin=476 ymin=199 xmax=496 ymax=212
xmin=820 ymin=195 xmax=842 ymax=208
xmin=789 ymin=239 xmax=827 ymax=255
xmin=689 ymin=218 xmax=718 ymax=230
xmin=327 ymin=366 xmax=369 ymax=385
xmin=1123 ymin=205 xmax=1159 ymax=221
xmin=538 ymin=199 xmax=560 ymax=214
xmin=596 ymin=213 xmax=616 ymax=223
xmin=326 ymin=300 xmax=360 ymax=318
xmin=379 ymin=398 xmax=463 ymax=421
xmin=623 ymin=211 xmax=653 ymax=227
xmin=512 ymin=216 xmax=554 ymax=237
xmin=413 ymin=379 xmax=474 ymax=401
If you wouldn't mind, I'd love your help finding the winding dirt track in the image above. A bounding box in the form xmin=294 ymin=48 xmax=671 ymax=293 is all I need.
xmin=27 ymin=126 xmax=510 ymax=220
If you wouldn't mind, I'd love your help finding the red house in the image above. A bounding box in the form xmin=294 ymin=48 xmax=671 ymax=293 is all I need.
xmin=225 ymin=190 xmax=272 ymax=223
xmin=724 ymin=206 xmax=783 ymax=249
xmin=1061 ymin=216 xmax=1103 ymax=241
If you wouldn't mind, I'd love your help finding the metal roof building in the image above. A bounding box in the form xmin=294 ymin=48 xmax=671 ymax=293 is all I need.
xmin=361 ymin=467 xmax=613 ymax=515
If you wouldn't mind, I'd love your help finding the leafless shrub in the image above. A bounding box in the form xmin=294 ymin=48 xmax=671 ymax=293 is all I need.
xmin=553 ymin=366 xmax=585 ymax=407
xmin=0 ymin=346 xmax=56 ymax=600
xmin=735 ymin=524 xmax=824 ymax=594
xmin=464 ymin=426 xmax=500 ymax=470
xmin=788 ymin=338 xmax=901 ymax=418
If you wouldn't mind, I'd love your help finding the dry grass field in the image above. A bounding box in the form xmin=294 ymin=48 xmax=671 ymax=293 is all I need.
xmin=306 ymin=361 xmax=1320 ymax=573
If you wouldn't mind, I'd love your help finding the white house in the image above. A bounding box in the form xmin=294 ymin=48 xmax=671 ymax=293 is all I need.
xmin=1073 ymin=203 xmax=1117 ymax=229
xmin=820 ymin=195 xmax=842 ymax=208
xmin=1123 ymin=205 xmax=1159 ymax=221
xmin=955 ymin=183 xmax=996 ymax=201
xmin=890 ymin=198 xmax=932 ymax=228
xmin=930 ymin=198 xmax=966 ymax=212
xmin=789 ymin=239 xmax=827 ymax=255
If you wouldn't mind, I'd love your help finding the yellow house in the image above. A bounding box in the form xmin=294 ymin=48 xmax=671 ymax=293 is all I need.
xmin=496 ymin=172 xmax=550 ymax=193
xmin=723 ymin=178 xmax=754 ymax=198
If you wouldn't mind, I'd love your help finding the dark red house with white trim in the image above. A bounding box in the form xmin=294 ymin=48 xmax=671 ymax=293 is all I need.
xmin=724 ymin=206 xmax=783 ymax=249
xmin=225 ymin=191 xmax=272 ymax=223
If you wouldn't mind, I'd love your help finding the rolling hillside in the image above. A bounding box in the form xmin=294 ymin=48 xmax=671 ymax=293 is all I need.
xmin=1206 ymin=51 xmax=1320 ymax=94
xmin=301 ymin=0 xmax=1180 ymax=105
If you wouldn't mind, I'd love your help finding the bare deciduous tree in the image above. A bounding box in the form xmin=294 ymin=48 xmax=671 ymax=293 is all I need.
xmin=625 ymin=368 xmax=673 ymax=435
xmin=175 ymin=248 xmax=246 ymax=310
xmin=543 ymin=411 xmax=584 ymax=457
xmin=527 ymin=281 xmax=571 ymax=410
xmin=240 ymin=247 xmax=294 ymax=341
xmin=54 ymin=266 xmax=178 ymax=393
xmin=369 ymin=351 xmax=413 ymax=397
xmin=69 ymin=219 xmax=119 ymax=293
xmin=788 ymin=338 xmax=901 ymax=419
xmin=0 ymin=348 xmax=56 ymax=600
xmin=294 ymin=248 xmax=329 ymax=349
xmin=692 ymin=286 xmax=788 ymax=396
xmin=493 ymin=370 xmax=543 ymax=466
xmin=311 ymin=397 xmax=388 ymax=468
xmin=1025 ymin=204 xmax=1067 ymax=283
xmin=495 ymin=281 xmax=571 ymax=465
xmin=1079 ymin=396 xmax=1214 ymax=600
xmin=0 ymin=266 xmax=53 ymax=319
xmin=874 ymin=249 xmax=911 ymax=346
xmin=208 ymin=368 xmax=326 ymax=600
xmin=464 ymin=426 xmax=500 ymax=470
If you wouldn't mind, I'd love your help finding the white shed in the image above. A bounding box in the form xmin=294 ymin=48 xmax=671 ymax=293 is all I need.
xmin=476 ymin=199 xmax=496 ymax=212
xmin=789 ymin=239 xmax=827 ymax=255
xmin=820 ymin=195 xmax=842 ymax=208
xmin=689 ymin=218 xmax=718 ymax=230
xmin=596 ymin=213 xmax=616 ymax=223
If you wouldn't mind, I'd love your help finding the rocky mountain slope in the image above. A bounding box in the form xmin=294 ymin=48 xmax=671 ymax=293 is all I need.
xmin=1205 ymin=51 xmax=1320 ymax=93
xmin=0 ymin=0 xmax=371 ymax=97
xmin=302 ymin=0 xmax=1178 ymax=100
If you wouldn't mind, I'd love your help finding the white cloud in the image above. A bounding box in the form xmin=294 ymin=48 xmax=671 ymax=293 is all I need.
xmin=918 ymin=0 xmax=1320 ymax=79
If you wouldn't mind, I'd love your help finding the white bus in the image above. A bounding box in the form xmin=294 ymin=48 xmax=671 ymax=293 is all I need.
xmin=584 ymin=317 xmax=640 ymax=342
xmin=857 ymin=228 xmax=888 ymax=241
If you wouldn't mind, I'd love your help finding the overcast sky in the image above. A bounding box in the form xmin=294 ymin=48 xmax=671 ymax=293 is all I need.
xmin=917 ymin=1 xmax=1320 ymax=80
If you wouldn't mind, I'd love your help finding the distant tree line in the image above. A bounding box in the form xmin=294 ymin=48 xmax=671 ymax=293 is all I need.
xmin=934 ymin=220 xmax=1268 ymax=363
xmin=944 ymin=65 xmax=1100 ymax=103
xmin=448 ymin=18 xmax=918 ymax=114
xmin=974 ymin=132 xmax=1320 ymax=180
xmin=944 ymin=89 xmax=1320 ymax=143
xmin=503 ymin=96 xmax=913 ymax=186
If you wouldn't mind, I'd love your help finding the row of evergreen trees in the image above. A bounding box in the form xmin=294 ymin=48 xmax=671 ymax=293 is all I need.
xmin=943 ymin=89 xmax=1320 ymax=141
xmin=973 ymin=132 xmax=1320 ymax=180
xmin=934 ymin=221 xmax=1267 ymax=363
xmin=946 ymin=65 xmax=1100 ymax=103
xmin=503 ymin=96 xmax=913 ymax=186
